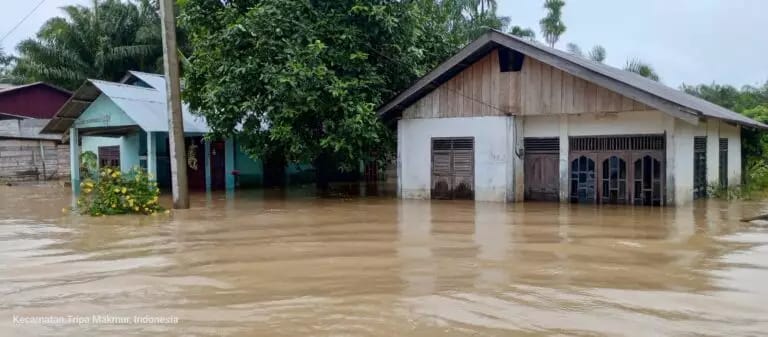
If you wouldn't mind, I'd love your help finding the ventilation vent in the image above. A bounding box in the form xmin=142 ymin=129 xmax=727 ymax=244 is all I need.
xmin=524 ymin=138 xmax=559 ymax=154
xmin=432 ymin=138 xmax=474 ymax=151
xmin=570 ymin=135 xmax=665 ymax=152
xmin=498 ymin=48 xmax=525 ymax=72
xmin=719 ymin=138 xmax=728 ymax=151
xmin=694 ymin=137 xmax=706 ymax=152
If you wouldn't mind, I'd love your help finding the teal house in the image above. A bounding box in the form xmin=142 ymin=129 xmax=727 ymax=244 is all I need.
xmin=42 ymin=71 xmax=264 ymax=192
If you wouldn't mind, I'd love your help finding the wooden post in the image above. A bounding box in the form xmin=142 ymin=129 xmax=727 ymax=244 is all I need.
xmin=159 ymin=0 xmax=189 ymax=209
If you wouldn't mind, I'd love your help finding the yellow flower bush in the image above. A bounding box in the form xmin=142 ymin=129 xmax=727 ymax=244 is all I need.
xmin=77 ymin=167 xmax=163 ymax=216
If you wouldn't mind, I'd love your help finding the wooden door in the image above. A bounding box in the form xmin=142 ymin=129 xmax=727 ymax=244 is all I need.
xmin=210 ymin=140 xmax=226 ymax=190
xmin=186 ymin=137 xmax=206 ymax=191
xmin=431 ymin=138 xmax=474 ymax=200
xmin=524 ymin=138 xmax=560 ymax=201
xmin=524 ymin=154 xmax=559 ymax=201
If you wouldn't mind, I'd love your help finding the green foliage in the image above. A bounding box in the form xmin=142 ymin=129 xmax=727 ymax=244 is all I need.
xmin=508 ymin=26 xmax=536 ymax=40
xmin=12 ymin=0 xmax=163 ymax=89
xmin=0 ymin=48 xmax=17 ymax=84
xmin=540 ymin=0 xmax=566 ymax=47
xmin=587 ymin=45 xmax=606 ymax=63
xmin=77 ymin=167 xmax=163 ymax=216
xmin=80 ymin=151 xmax=98 ymax=179
xmin=683 ymin=82 xmax=768 ymax=163
xmin=624 ymin=58 xmax=660 ymax=81
xmin=180 ymin=0 xmax=501 ymax=173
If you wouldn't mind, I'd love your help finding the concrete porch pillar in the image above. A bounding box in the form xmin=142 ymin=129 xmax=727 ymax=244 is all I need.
xmin=146 ymin=132 xmax=157 ymax=179
xmin=225 ymin=139 xmax=235 ymax=191
xmin=69 ymin=127 xmax=80 ymax=194
xmin=204 ymin=140 xmax=212 ymax=191
xmin=558 ymin=115 xmax=570 ymax=202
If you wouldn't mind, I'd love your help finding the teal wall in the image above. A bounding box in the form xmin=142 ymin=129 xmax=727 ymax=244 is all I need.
xmin=235 ymin=143 xmax=263 ymax=187
xmin=74 ymin=95 xmax=137 ymax=129
xmin=119 ymin=133 xmax=141 ymax=172
xmin=82 ymin=136 xmax=121 ymax=162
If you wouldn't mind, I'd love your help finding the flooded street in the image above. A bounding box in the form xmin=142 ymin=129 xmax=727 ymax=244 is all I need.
xmin=1 ymin=185 xmax=768 ymax=336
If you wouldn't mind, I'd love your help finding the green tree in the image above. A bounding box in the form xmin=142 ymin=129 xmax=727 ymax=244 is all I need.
xmin=0 ymin=48 xmax=15 ymax=83
xmin=566 ymin=43 xmax=605 ymax=63
xmin=587 ymin=45 xmax=606 ymax=63
xmin=624 ymin=58 xmax=660 ymax=81
xmin=540 ymin=0 xmax=566 ymax=48
xmin=181 ymin=0 xmax=460 ymax=187
xmin=12 ymin=0 xmax=162 ymax=89
xmin=508 ymin=25 xmax=536 ymax=40
xmin=683 ymin=82 xmax=768 ymax=170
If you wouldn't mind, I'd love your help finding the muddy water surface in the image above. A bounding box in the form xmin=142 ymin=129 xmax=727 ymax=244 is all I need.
xmin=1 ymin=185 xmax=768 ymax=336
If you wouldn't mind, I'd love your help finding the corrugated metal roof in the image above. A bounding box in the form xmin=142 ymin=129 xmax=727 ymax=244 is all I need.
xmin=379 ymin=29 xmax=767 ymax=130
xmin=42 ymin=75 xmax=210 ymax=134
xmin=127 ymin=71 xmax=167 ymax=91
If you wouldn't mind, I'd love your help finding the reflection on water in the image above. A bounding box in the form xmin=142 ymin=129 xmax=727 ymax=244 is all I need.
xmin=1 ymin=184 xmax=768 ymax=336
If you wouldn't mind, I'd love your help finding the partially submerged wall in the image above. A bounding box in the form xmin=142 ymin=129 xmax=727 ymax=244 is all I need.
xmin=397 ymin=116 xmax=516 ymax=202
xmin=0 ymin=139 xmax=69 ymax=183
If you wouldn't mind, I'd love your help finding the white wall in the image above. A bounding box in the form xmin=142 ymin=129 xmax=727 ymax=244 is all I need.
xmin=397 ymin=116 xmax=515 ymax=202
xmin=523 ymin=110 xmax=669 ymax=138
xmin=522 ymin=111 xmax=745 ymax=206
xmin=670 ymin=118 xmax=742 ymax=205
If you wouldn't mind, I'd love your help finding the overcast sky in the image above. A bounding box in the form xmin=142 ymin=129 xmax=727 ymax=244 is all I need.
xmin=1 ymin=0 xmax=767 ymax=88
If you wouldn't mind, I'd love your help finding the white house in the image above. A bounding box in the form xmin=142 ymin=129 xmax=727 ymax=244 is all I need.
xmin=378 ymin=30 xmax=767 ymax=206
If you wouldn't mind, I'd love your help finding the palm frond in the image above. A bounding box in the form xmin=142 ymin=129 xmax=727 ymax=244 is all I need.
xmin=624 ymin=58 xmax=660 ymax=81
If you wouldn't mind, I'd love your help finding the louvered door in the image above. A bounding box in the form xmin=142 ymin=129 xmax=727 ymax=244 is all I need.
xmin=431 ymin=138 xmax=474 ymax=200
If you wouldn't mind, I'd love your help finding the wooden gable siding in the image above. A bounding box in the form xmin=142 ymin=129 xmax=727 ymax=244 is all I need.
xmin=403 ymin=50 xmax=650 ymax=119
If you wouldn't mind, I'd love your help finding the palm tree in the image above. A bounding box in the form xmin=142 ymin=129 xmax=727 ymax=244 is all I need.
xmin=624 ymin=59 xmax=660 ymax=81
xmin=509 ymin=26 xmax=536 ymax=40
xmin=540 ymin=0 xmax=566 ymax=48
xmin=587 ymin=45 xmax=606 ymax=63
xmin=12 ymin=0 xmax=162 ymax=89
xmin=566 ymin=43 xmax=606 ymax=63
xmin=442 ymin=0 xmax=509 ymax=42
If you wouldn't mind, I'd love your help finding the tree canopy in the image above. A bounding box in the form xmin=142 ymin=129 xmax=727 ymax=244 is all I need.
xmin=179 ymin=0 xmax=510 ymax=178
xmin=12 ymin=0 xmax=163 ymax=89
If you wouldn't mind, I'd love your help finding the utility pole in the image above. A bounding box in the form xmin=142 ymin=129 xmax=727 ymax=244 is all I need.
xmin=159 ymin=0 xmax=189 ymax=209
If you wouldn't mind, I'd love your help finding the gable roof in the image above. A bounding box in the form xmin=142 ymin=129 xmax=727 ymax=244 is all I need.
xmin=0 ymin=82 xmax=71 ymax=96
xmin=41 ymin=74 xmax=209 ymax=134
xmin=379 ymin=29 xmax=767 ymax=130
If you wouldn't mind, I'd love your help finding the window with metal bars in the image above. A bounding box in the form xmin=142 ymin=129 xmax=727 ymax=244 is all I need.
xmin=524 ymin=138 xmax=559 ymax=154
xmin=570 ymin=135 xmax=665 ymax=152
xmin=693 ymin=137 xmax=707 ymax=199
xmin=719 ymin=138 xmax=728 ymax=189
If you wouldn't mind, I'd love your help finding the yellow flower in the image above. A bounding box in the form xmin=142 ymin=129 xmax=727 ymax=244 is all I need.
xmin=121 ymin=187 xmax=127 ymax=194
xmin=111 ymin=204 xmax=116 ymax=208
xmin=114 ymin=188 xmax=120 ymax=193
xmin=133 ymin=206 xmax=139 ymax=211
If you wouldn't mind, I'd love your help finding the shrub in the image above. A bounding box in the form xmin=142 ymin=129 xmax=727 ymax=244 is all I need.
xmin=80 ymin=151 xmax=98 ymax=179
xmin=77 ymin=167 xmax=163 ymax=216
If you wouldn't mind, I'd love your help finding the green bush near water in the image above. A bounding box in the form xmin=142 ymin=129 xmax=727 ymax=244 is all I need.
xmin=77 ymin=167 xmax=163 ymax=216
xmin=709 ymin=160 xmax=768 ymax=200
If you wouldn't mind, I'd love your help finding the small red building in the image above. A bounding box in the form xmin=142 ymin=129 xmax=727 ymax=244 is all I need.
xmin=0 ymin=82 xmax=71 ymax=119
xmin=0 ymin=82 xmax=72 ymax=183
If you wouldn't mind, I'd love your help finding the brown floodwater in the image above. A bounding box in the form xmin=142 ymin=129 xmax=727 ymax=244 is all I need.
xmin=1 ymin=184 xmax=768 ymax=336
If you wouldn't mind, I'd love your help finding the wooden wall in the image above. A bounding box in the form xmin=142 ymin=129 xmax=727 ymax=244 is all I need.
xmin=403 ymin=49 xmax=650 ymax=119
